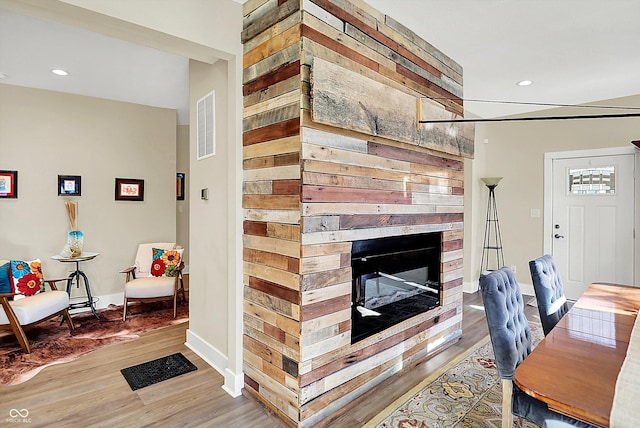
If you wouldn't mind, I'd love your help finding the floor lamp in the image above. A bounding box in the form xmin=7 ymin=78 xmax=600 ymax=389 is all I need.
xmin=480 ymin=177 xmax=504 ymax=273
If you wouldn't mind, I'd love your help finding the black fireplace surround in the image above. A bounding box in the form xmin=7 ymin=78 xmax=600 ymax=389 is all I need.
xmin=351 ymin=232 xmax=442 ymax=343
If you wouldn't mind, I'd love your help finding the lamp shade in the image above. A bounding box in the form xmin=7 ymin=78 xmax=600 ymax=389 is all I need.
xmin=481 ymin=177 xmax=503 ymax=187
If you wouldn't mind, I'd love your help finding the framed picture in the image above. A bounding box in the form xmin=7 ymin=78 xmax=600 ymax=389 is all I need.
xmin=0 ymin=170 xmax=18 ymax=199
xmin=115 ymin=178 xmax=144 ymax=201
xmin=176 ymin=173 xmax=185 ymax=201
xmin=58 ymin=175 xmax=81 ymax=196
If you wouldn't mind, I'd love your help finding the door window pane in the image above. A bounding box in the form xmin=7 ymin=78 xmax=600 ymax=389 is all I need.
xmin=568 ymin=167 xmax=615 ymax=194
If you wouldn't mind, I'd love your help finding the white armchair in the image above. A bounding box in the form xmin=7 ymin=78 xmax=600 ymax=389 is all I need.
xmin=0 ymin=259 xmax=74 ymax=353
xmin=120 ymin=243 xmax=186 ymax=320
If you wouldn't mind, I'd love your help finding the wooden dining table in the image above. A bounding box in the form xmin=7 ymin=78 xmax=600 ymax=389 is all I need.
xmin=514 ymin=282 xmax=640 ymax=427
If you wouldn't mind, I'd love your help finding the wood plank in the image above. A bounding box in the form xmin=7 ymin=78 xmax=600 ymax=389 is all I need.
xmin=301 ymin=215 xmax=340 ymax=233
xmin=272 ymin=179 xmax=301 ymax=195
xmin=368 ymin=141 xmax=463 ymax=170
xmin=243 ymin=117 xmax=300 ymax=147
xmin=244 ymin=180 xmax=273 ymax=194
xmin=244 ymin=89 xmax=300 ymax=118
xmin=300 ymin=267 xmax=352 ymax=291
xmin=303 ymin=171 xmax=405 ymax=192
xmin=244 ymin=247 xmax=300 ymax=273
xmin=302 ymin=201 xmax=436 ymax=216
xmin=301 ymin=0 xmax=344 ymax=32
xmin=300 ymin=241 xmax=352 ymax=257
xmin=244 ymin=0 xmax=272 ymax=17
xmin=249 ymin=275 xmax=301 ymax=304
xmin=302 ymin=126 xmax=368 ymax=153
xmin=244 ymin=23 xmax=301 ymax=69
xmin=244 ymin=208 xmax=301 ymax=225
xmin=244 ymin=74 xmax=300 ymax=109
xmin=243 ymin=60 xmax=300 ymax=97
xmin=244 ymin=102 xmax=300 ymax=133
xmin=301 ymin=11 xmax=397 ymax=71
xmin=242 ymin=0 xmax=300 ymax=44
xmin=244 ymin=261 xmax=301 ymax=290
xmin=302 ymin=159 xmax=457 ymax=188
xmin=244 ymin=234 xmax=300 ymax=258
xmin=302 ymin=143 xmax=410 ymax=173
xmin=301 ymin=281 xmax=350 ymax=305
xmin=267 ymin=222 xmax=301 ymax=241
xmin=301 ymin=223 xmax=461 ymax=246
xmin=243 ymin=194 xmax=300 ymax=210
xmin=311 ymin=57 xmax=473 ymax=158
xmin=244 ymin=42 xmax=301 ymax=84
xmin=382 ymin=12 xmax=463 ymax=78
xmin=243 ymin=135 xmax=299 ymax=159
xmin=300 ymin=308 xmax=351 ymax=336
xmin=301 ymin=185 xmax=412 ymax=205
xmin=244 ymin=220 xmax=268 ymax=236
xmin=245 ymin=164 xmax=300 ymax=181
xmin=338 ymin=212 xmax=464 ymax=230
xmin=244 ymin=8 xmax=300 ymax=53
xmin=299 ymin=254 xmax=343 ymax=274
xmin=245 ymin=287 xmax=300 ymax=322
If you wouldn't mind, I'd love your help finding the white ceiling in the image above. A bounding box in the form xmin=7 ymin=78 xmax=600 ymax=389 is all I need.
xmin=1 ymin=1 xmax=639 ymax=122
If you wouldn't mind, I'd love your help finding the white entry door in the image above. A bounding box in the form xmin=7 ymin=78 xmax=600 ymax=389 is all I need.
xmin=551 ymin=153 xmax=635 ymax=300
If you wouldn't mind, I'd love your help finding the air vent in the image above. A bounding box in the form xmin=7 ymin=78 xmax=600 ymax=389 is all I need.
xmin=197 ymin=90 xmax=215 ymax=160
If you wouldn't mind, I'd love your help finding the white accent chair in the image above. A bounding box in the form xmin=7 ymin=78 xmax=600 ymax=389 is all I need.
xmin=120 ymin=243 xmax=186 ymax=320
xmin=0 ymin=259 xmax=74 ymax=353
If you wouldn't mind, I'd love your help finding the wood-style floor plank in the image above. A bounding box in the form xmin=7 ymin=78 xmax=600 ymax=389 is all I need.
xmin=0 ymin=292 xmax=539 ymax=427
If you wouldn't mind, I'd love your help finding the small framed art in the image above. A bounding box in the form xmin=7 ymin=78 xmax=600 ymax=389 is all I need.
xmin=0 ymin=170 xmax=18 ymax=199
xmin=115 ymin=178 xmax=144 ymax=201
xmin=177 ymin=173 xmax=185 ymax=201
xmin=58 ymin=175 xmax=81 ymax=196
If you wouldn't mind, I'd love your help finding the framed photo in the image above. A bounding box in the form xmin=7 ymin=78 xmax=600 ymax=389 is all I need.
xmin=176 ymin=173 xmax=185 ymax=201
xmin=115 ymin=178 xmax=144 ymax=201
xmin=58 ymin=175 xmax=81 ymax=196
xmin=0 ymin=170 xmax=18 ymax=199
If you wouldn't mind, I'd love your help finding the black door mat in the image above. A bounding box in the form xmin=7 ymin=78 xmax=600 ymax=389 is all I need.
xmin=121 ymin=352 xmax=197 ymax=391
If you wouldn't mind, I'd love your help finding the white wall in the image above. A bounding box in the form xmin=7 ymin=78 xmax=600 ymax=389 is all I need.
xmin=187 ymin=59 xmax=230 ymax=357
xmin=177 ymin=125 xmax=190 ymax=265
xmin=0 ymin=84 xmax=177 ymax=303
xmin=465 ymin=94 xmax=640 ymax=290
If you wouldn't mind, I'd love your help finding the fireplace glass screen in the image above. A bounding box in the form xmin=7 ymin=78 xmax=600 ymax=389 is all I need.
xmin=351 ymin=232 xmax=441 ymax=342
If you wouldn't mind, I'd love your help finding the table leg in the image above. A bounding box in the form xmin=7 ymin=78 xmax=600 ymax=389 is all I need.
xmin=65 ymin=267 xmax=99 ymax=319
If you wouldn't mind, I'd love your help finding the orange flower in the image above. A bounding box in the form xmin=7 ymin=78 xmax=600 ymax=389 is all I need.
xmin=162 ymin=250 xmax=181 ymax=266
xmin=30 ymin=260 xmax=43 ymax=279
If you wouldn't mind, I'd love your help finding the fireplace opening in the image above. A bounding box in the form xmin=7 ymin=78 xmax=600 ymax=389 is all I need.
xmin=351 ymin=232 xmax=442 ymax=343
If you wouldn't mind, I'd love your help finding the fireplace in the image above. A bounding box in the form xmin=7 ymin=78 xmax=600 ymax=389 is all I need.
xmin=351 ymin=232 xmax=442 ymax=343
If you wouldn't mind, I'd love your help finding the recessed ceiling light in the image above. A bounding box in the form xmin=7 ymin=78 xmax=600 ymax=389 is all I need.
xmin=517 ymin=80 xmax=533 ymax=87
xmin=51 ymin=69 xmax=69 ymax=76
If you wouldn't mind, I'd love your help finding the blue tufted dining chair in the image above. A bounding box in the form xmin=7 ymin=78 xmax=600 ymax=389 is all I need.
xmin=479 ymin=267 xmax=593 ymax=428
xmin=529 ymin=254 xmax=569 ymax=336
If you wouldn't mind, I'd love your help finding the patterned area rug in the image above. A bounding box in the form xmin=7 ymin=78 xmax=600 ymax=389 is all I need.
xmin=366 ymin=322 xmax=544 ymax=428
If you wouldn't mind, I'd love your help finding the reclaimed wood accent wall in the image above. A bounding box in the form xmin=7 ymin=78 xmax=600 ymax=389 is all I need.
xmin=242 ymin=1 xmax=472 ymax=426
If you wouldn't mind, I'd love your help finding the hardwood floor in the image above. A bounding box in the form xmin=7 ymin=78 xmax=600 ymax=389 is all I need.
xmin=0 ymin=292 xmax=540 ymax=427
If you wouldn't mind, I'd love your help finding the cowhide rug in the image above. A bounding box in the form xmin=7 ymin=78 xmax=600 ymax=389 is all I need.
xmin=0 ymin=301 xmax=188 ymax=385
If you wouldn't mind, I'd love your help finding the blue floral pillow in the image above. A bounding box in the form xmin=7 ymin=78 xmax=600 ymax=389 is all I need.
xmin=9 ymin=259 xmax=44 ymax=297
xmin=0 ymin=262 xmax=11 ymax=294
xmin=150 ymin=248 xmax=183 ymax=278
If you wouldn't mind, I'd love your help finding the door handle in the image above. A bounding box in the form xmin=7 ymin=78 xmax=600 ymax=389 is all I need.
xmin=554 ymin=234 xmax=565 ymax=239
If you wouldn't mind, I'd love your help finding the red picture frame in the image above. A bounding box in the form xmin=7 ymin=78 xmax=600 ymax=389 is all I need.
xmin=0 ymin=170 xmax=18 ymax=199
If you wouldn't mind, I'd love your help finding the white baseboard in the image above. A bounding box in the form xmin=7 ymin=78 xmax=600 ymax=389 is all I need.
xmin=463 ymin=280 xmax=479 ymax=293
xmin=185 ymin=328 xmax=243 ymax=397
xmin=464 ymin=280 xmax=534 ymax=297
